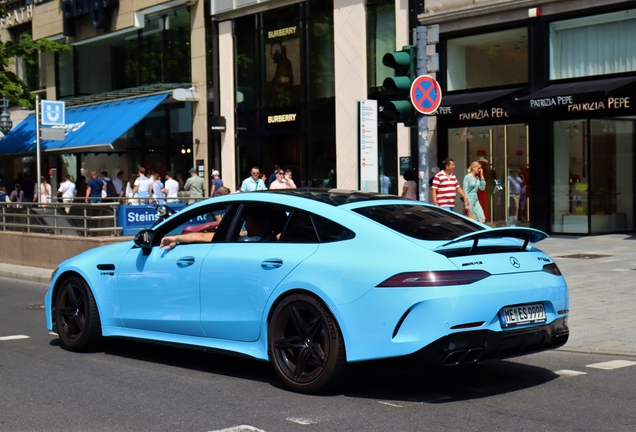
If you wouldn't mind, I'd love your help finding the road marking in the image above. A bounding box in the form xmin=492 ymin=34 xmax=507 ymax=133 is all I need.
xmin=586 ymin=360 xmax=636 ymax=370
xmin=378 ymin=401 xmax=403 ymax=407
xmin=0 ymin=335 xmax=30 ymax=341
xmin=555 ymin=369 xmax=587 ymax=377
xmin=286 ymin=417 xmax=317 ymax=425
xmin=208 ymin=426 xmax=266 ymax=432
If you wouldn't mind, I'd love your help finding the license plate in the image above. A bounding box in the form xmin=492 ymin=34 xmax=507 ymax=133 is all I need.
xmin=500 ymin=303 xmax=546 ymax=327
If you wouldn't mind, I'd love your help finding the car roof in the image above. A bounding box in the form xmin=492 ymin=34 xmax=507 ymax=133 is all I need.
xmin=244 ymin=188 xmax=409 ymax=206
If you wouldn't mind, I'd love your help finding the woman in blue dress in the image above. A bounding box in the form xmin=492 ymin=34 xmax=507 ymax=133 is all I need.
xmin=463 ymin=161 xmax=487 ymax=223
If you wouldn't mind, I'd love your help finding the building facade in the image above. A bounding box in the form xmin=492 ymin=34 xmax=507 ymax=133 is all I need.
xmin=2 ymin=0 xmax=634 ymax=235
xmin=1 ymin=0 xmax=414 ymax=199
xmin=1 ymin=0 xmax=208 ymax=192
xmin=424 ymin=0 xmax=636 ymax=235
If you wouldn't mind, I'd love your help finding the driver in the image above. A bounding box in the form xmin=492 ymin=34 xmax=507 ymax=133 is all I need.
xmin=160 ymin=208 xmax=274 ymax=250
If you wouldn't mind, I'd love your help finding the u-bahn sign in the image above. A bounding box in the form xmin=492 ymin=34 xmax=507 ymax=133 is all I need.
xmin=410 ymin=75 xmax=442 ymax=115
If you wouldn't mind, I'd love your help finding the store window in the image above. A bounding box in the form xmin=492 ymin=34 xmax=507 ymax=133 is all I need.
xmin=446 ymin=28 xmax=528 ymax=91
xmin=448 ymin=124 xmax=529 ymax=227
xmin=234 ymin=0 xmax=335 ymax=188
xmin=58 ymin=8 xmax=191 ymax=98
xmin=552 ymin=119 xmax=634 ymax=233
xmin=550 ymin=9 xmax=636 ymax=80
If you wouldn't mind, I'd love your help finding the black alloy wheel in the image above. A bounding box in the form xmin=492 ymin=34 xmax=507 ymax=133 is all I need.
xmin=55 ymin=276 xmax=102 ymax=352
xmin=269 ymin=294 xmax=345 ymax=393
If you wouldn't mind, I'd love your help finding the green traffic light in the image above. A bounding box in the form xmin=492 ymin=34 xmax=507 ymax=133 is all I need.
xmin=382 ymin=50 xmax=412 ymax=69
xmin=381 ymin=45 xmax=417 ymax=127
xmin=382 ymin=76 xmax=412 ymax=92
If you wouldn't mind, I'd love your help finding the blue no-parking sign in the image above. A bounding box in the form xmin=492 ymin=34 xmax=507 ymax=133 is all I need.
xmin=410 ymin=75 xmax=442 ymax=115
xmin=41 ymin=100 xmax=66 ymax=126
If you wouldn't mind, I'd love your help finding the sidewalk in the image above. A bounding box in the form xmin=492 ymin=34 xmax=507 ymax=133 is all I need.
xmin=1 ymin=233 xmax=635 ymax=357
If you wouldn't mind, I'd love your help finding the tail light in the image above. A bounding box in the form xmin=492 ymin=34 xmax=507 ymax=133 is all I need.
xmin=378 ymin=270 xmax=490 ymax=288
xmin=542 ymin=263 xmax=562 ymax=276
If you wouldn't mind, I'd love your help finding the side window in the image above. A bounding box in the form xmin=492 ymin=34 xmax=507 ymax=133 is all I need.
xmin=312 ymin=214 xmax=355 ymax=242
xmin=160 ymin=204 xmax=231 ymax=240
xmin=280 ymin=210 xmax=319 ymax=242
xmin=228 ymin=204 xmax=290 ymax=242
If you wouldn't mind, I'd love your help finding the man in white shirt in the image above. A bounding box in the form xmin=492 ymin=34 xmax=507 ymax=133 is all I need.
xmin=57 ymin=174 xmax=76 ymax=214
xmin=162 ymin=171 xmax=180 ymax=203
xmin=133 ymin=167 xmax=153 ymax=204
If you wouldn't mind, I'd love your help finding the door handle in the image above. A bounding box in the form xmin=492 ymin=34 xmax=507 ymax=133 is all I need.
xmin=261 ymin=259 xmax=283 ymax=270
xmin=177 ymin=257 xmax=196 ymax=268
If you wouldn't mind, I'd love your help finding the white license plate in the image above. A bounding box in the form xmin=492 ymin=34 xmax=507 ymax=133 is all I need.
xmin=500 ymin=303 xmax=546 ymax=327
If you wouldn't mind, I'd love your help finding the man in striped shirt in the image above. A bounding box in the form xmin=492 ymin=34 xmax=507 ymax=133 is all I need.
xmin=431 ymin=158 xmax=470 ymax=212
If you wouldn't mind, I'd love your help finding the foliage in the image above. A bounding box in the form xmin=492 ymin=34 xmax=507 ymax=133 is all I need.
xmin=1 ymin=33 xmax=69 ymax=108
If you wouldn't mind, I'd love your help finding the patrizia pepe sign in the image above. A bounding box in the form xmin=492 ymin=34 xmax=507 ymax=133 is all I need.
xmin=527 ymin=95 xmax=630 ymax=112
xmin=437 ymin=105 xmax=510 ymax=120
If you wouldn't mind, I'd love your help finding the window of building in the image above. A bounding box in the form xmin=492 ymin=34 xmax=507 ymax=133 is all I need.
xmin=366 ymin=0 xmax=395 ymax=92
xmin=366 ymin=0 xmax=398 ymax=196
xmin=446 ymin=28 xmax=528 ymax=91
xmin=552 ymin=119 xmax=634 ymax=234
xmin=9 ymin=26 xmax=40 ymax=92
xmin=58 ymin=8 xmax=191 ymax=98
xmin=550 ymin=9 xmax=636 ymax=80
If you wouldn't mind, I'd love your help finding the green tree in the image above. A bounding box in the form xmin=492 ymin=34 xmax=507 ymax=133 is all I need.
xmin=1 ymin=33 xmax=69 ymax=108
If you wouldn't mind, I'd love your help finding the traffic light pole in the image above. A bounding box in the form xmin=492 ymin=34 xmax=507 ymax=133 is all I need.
xmin=415 ymin=26 xmax=429 ymax=202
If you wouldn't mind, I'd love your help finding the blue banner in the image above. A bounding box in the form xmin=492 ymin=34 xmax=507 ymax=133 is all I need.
xmin=118 ymin=204 xmax=186 ymax=236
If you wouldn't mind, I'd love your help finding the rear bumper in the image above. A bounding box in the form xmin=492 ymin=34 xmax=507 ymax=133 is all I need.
xmin=410 ymin=317 xmax=569 ymax=367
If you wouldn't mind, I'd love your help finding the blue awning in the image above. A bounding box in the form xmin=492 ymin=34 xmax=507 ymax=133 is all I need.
xmin=0 ymin=93 xmax=170 ymax=155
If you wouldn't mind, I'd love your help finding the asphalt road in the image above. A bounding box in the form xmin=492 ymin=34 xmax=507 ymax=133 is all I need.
xmin=2 ymin=277 xmax=636 ymax=432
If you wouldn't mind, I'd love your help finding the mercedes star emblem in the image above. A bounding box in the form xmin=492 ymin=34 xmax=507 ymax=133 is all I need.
xmin=510 ymin=257 xmax=521 ymax=268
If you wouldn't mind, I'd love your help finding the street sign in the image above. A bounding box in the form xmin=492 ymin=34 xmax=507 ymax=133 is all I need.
xmin=410 ymin=75 xmax=442 ymax=115
xmin=40 ymin=128 xmax=66 ymax=141
xmin=41 ymin=100 xmax=65 ymax=126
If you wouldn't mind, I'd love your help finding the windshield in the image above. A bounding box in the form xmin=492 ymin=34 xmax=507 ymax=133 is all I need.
xmin=353 ymin=204 xmax=483 ymax=241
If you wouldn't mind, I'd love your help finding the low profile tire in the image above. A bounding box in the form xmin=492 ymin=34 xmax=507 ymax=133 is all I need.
xmin=269 ymin=294 xmax=345 ymax=393
xmin=55 ymin=276 xmax=102 ymax=352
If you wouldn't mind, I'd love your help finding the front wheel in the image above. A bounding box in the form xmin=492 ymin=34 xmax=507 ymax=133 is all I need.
xmin=268 ymin=294 xmax=345 ymax=393
xmin=55 ymin=276 xmax=102 ymax=352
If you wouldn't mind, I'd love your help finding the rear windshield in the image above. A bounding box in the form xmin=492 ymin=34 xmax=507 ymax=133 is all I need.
xmin=353 ymin=204 xmax=482 ymax=241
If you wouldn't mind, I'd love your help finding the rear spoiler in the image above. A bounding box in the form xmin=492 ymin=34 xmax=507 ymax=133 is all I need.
xmin=435 ymin=227 xmax=548 ymax=253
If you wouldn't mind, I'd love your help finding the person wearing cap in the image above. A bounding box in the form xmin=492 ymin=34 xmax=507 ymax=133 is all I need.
xmin=210 ymin=169 xmax=224 ymax=197
xmin=184 ymin=167 xmax=205 ymax=204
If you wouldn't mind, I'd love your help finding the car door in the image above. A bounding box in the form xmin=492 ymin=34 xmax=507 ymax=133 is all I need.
xmin=117 ymin=203 xmax=229 ymax=337
xmin=199 ymin=204 xmax=319 ymax=342
xmin=117 ymin=243 xmax=213 ymax=336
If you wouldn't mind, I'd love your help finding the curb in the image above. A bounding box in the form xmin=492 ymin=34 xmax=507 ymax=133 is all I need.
xmin=0 ymin=269 xmax=51 ymax=285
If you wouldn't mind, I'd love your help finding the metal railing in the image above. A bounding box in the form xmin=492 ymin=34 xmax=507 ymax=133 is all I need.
xmin=0 ymin=201 xmax=120 ymax=236
xmin=0 ymin=196 xmax=206 ymax=237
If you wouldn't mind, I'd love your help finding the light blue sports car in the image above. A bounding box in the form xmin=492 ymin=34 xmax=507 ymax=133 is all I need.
xmin=44 ymin=190 xmax=569 ymax=393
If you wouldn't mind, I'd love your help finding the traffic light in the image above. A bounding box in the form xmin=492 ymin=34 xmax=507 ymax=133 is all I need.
xmin=381 ymin=45 xmax=417 ymax=127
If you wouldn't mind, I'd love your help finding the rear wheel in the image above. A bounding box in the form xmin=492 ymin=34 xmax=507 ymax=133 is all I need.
xmin=269 ymin=294 xmax=345 ymax=393
xmin=55 ymin=276 xmax=102 ymax=352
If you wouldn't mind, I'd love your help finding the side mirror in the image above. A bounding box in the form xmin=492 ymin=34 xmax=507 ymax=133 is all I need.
xmin=134 ymin=229 xmax=155 ymax=255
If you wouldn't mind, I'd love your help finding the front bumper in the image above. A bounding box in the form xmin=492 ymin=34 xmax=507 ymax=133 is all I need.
xmin=410 ymin=317 xmax=569 ymax=367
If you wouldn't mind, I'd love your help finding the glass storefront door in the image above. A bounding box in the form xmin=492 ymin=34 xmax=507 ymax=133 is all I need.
xmin=448 ymin=124 xmax=529 ymax=227
xmin=552 ymin=119 xmax=634 ymax=234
